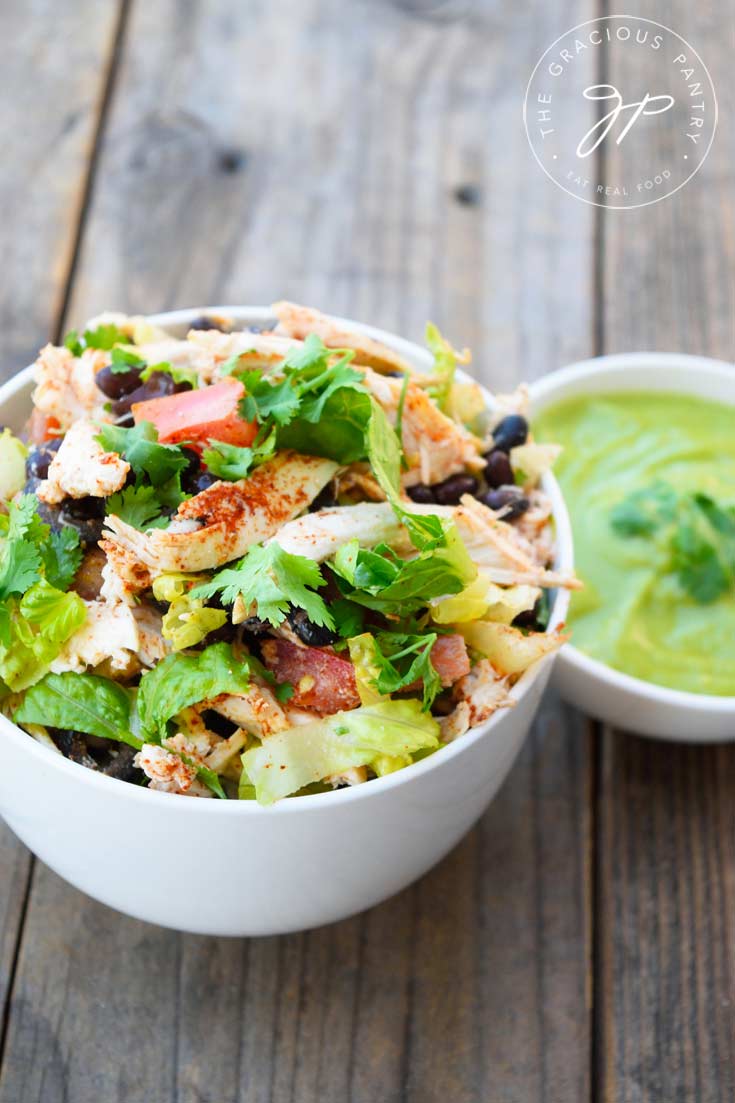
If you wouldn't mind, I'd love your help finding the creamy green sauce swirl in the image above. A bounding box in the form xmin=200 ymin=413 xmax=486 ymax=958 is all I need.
xmin=535 ymin=391 xmax=735 ymax=696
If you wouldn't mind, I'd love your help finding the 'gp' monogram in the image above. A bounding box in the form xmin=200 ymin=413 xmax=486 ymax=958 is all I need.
xmin=576 ymin=84 xmax=675 ymax=158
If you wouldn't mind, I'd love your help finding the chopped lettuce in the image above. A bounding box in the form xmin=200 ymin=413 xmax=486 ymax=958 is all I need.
xmin=137 ymin=642 xmax=252 ymax=741
xmin=241 ymin=700 xmax=440 ymax=804
xmin=425 ymin=322 xmax=458 ymax=412
xmin=430 ymin=575 xmax=538 ymax=625
xmin=0 ymin=429 xmax=27 ymax=501
xmin=161 ymin=598 xmax=227 ymax=651
xmin=0 ymin=497 xmax=86 ymax=690
xmin=460 ymin=620 xmax=564 ymax=676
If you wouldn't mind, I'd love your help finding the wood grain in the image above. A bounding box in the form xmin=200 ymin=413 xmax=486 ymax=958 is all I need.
xmin=598 ymin=3 xmax=735 ymax=1100
xmin=0 ymin=0 xmax=124 ymax=1062
xmin=1 ymin=1 xmax=597 ymax=1101
xmin=0 ymin=0 xmax=125 ymax=375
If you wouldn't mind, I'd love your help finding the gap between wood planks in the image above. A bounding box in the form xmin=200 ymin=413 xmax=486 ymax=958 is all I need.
xmin=0 ymin=0 xmax=133 ymax=1077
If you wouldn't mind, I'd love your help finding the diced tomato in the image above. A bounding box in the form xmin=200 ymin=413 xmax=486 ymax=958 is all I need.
xmin=262 ymin=639 xmax=361 ymax=713
xmin=132 ymin=378 xmax=257 ymax=447
xmin=26 ymin=410 xmax=62 ymax=445
xmin=261 ymin=633 xmax=470 ymax=714
xmin=429 ymin=634 xmax=471 ymax=686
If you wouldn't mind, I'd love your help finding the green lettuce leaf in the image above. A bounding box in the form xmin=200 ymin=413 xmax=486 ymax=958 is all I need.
xmin=137 ymin=642 xmax=252 ymax=741
xmin=14 ymin=671 xmax=140 ymax=749
xmin=241 ymin=699 xmax=440 ymax=804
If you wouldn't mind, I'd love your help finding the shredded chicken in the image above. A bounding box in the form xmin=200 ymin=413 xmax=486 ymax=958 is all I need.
xmin=50 ymin=600 xmax=139 ymax=674
xmin=103 ymin=451 xmax=338 ymax=573
xmin=32 ymin=345 xmax=109 ymax=431
xmin=452 ymin=660 xmax=514 ymax=727
xmin=362 ymin=368 xmax=484 ymax=485
xmin=37 ymin=419 xmax=130 ymax=504
xmin=273 ymin=301 xmax=415 ymax=374
xmin=207 ymin=687 xmax=290 ymax=739
xmin=99 ymin=539 xmax=152 ymax=604
xmin=134 ymin=744 xmax=210 ymax=797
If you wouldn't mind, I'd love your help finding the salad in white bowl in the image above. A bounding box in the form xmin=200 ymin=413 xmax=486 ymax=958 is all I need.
xmin=0 ymin=303 xmax=578 ymax=805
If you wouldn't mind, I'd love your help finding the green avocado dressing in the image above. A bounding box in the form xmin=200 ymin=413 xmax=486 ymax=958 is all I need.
xmin=535 ymin=391 xmax=735 ymax=696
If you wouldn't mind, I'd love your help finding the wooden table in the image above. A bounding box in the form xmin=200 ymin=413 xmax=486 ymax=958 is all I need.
xmin=0 ymin=2 xmax=733 ymax=1099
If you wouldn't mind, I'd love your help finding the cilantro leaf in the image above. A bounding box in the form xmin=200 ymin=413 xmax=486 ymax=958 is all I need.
xmin=110 ymin=346 xmax=145 ymax=372
xmin=372 ymin=631 xmax=442 ymax=711
xmin=63 ymin=329 xmax=84 ymax=357
xmin=41 ymin=528 xmax=83 ymax=591
xmin=237 ymin=335 xmax=373 ymax=463
xmin=106 ymin=484 xmax=172 ymax=531
xmin=671 ymin=523 xmax=729 ymax=604
xmin=276 ymin=386 xmax=373 ymax=463
xmin=330 ymin=537 xmax=466 ymax=615
xmin=140 ymin=360 xmax=199 ymax=388
xmin=96 ymin=421 xmax=188 ymax=487
xmin=610 ymin=481 xmax=678 ymax=537
xmin=239 ymin=370 xmax=301 ymax=426
xmin=83 ymin=323 xmax=129 ymax=351
xmin=0 ymin=495 xmax=44 ymax=603
xmin=191 ymin=543 xmax=335 ymax=630
xmin=201 ymin=427 xmax=276 ymax=482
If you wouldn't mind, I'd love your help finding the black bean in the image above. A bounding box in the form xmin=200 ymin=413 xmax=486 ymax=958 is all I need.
xmin=310 ymin=485 xmax=338 ymax=512
xmin=183 ymin=467 xmax=219 ymax=496
xmin=189 ymin=315 xmax=232 ymax=332
xmin=288 ymin=607 xmax=339 ymax=647
xmin=407 ymin=484 xmax=436 ymax=504
xmin=433 ymin=473 xmax=479 ymax=505
xmin=200 ymin=709 xmax=239 ymax=738
xmin=101 ymin=744 xmax=144 ymax=783
xmin=483 ymin=448 xmax=514 ymax=489
xmin=95 ymin=363 xmax=144 ymax=399
xmin=58 ymin=496 xmax=106 ymax=547
xmin=477 ymin=486 xmax=530 ymax=520
xmin=25 ymin=438 xmax=62 ymax=480
xmin=240 ymin=615 xmax=272 ymax=637
xmin=111 ymin=371 xmax=191 ymax=419
xmin=492 ymin=414 xmax=528 ymax=452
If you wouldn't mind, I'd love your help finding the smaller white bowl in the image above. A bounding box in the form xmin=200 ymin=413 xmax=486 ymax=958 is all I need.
xmin=530 ymin=353 xmax=735 ymax=743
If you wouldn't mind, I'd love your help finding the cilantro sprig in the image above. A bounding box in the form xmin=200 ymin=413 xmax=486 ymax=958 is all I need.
xmin=97 ymin=421 xmax=190 ymax=531
xmin=191 ymin=543 xmax=335 ymax=630
xmin=610 ymin=482 xmax=735 ymax=604
xmin=64 ymin=323 xmax=130 ymax=356
xmin=201 ymin=427 xmax=276 ymax=482
xmin=226 ymin=334 xmax=372 ymax=464
xmin=372 ymin=631 xmax=442 ymax=711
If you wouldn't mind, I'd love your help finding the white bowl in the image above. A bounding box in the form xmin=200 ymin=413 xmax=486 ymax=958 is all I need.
xmin=530 ymin=352 xmax=735 ymax=743
xmin=0 ymin=307 xmax=572 ymax=935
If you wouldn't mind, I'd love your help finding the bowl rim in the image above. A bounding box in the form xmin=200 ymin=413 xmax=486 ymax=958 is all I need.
xmin=529 ymin=350 xmax=735 ymax=715
xmin=0 ymin=305 xmax=573 ymax=814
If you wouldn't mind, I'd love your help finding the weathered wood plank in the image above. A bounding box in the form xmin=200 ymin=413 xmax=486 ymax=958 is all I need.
xmin=0 ymin=0 xmax=124 ymax=1061
xmin=0 ymin=0 xmax=124 ymax=376
xmin=2 ymin=1 xmax=597 ymax=1100
xmin=598 ymin=4 xmax=735 ymax=1100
